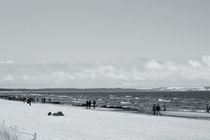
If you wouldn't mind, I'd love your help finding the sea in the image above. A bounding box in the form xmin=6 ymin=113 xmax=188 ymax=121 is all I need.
xmin=0 ymin=90 xmax=210 ymax=114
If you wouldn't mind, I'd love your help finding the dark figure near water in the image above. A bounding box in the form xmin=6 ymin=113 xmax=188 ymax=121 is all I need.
xmin=93 ymin=100 xmax=96 ymax=109
xmin=43 ymin=98 xmax=46 ymax=103
xmin=163 ymin=105 xmax=166 ymax=111
xmin=89 ymin=100 xmax=92 ymax=108
xmin=27 ymin=98 xmax=32 ymax=106
xmin=23 ymin=97 xmax=26 ymax=103
xmin=156 ymin=104 xmax=161 ymax=116
xmin=152 ymin=104 xmax=156 ymax=116
xmin=207 ymin=104 xmax=209 ymax=113
xmin=86 ymin=101 xmax=89 ymax=109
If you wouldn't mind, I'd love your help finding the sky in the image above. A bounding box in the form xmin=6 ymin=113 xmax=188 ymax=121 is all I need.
xmin=0 ymin=0 xmax=209 ymax=88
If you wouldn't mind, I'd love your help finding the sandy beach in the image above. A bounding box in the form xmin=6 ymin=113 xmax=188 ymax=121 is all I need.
xmin=0 ymin=99 xmax=210 ymax=140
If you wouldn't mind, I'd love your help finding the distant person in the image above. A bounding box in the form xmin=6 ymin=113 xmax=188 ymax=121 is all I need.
xmin=27 ymin=98 xmax=32 ymax=106
xmin=23 ymin=97 xmax=26 ymax=103
xmin=156 ymin=104 xmax=161 ymax=116
xmin=163 ymin=105 xmax=166 ymax=111
xmin=152 ymin=104 xmax=156 ymax=115
xmin=86 ymin=101 xmax=89 ymax=109
xmin=207 ymin=104 xmax=209 ymax=113
xmin=48 ymin=112 xmax=52 ymax=116
xmin=89 ymin=100 xmax=92 ymax=108
xmin=93 ymin=100 xmax=96 ymax=109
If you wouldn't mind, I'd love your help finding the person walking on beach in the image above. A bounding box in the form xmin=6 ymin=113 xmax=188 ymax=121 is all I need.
xmin=23 ymin=97 xmax=26 ymax=103
xmin=206 ymin=104 xmax=209 ymax=113
xmin=27 ymin=98 xmax=32 ymax=106
xmin=152 ymin=104 xmax=156 ymax=115
xmin=89 ymin=100 xmax=92 ymax=108
xmin=93 ymin=100 xmax=96 ymax=109
xmin=41 ymin=98 xmax=46 ymax=103
xmin=86 ymin=101 xmax=89 ymax=109
xmin=163 ymin=104 xmax=166 ymax=111
xmin=156 ymin=104 xmax=161 ymax=116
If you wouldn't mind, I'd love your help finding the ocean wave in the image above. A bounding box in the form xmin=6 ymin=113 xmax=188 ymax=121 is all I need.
xmin=158 ymin=98 xmax=171 ymax=102
xmin=57 ymin=95 xmax=68 ymax=98
xmin=125 ymin=95 xmax=132 ymax=98
xmin=178 ymin=109 xmax=193 ymax=112
xmin=158 ymin=98 xmax=178 ymax=102
xmin=120 ymin=101 xmax=131 ymax=104
xmin=109 ymin=96 xmax=120 ymax=100
xmin=195 ymin=110 xmax=205 ymax=113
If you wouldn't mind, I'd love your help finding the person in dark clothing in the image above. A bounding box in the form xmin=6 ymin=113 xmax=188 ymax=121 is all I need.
xmin=27 ymin=98 xmax=32 ymax=106
xmin=93 ymin=100 xmax=96 ymax=109
xmin=43 ymin=98 xmax=46 ymax=103
xmin=207 ymin=104 xmax=209 ymax=113
xmin=156 ymin=104 xmax=161 ymax=116
xmin=152 ymin=104 xmax=156 ymax=116
xmin=89 ymin=100 xmax=92 ymax=108
xmin=163 ymin=104 xmax=166 ymax=111
xmin=86 ymin=101 xmax=89 ymax=109
xmin=23 ymin=97 xmax=26 ymax=103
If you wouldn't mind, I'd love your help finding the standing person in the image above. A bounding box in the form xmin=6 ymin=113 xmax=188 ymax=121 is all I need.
xmin=93 ymin=100 xmax=96 ymax=109
xmin=26 ymin=98 xmax=29 ymax=105
xmin=163 ymin=104 xmax=166 ymax=111
xmin=206 ymin=104 xmax=209 ymax=113
xmin=43 ymin=98 xmax=46 ymax=103
xmin=86 ymin=101 xmax=89 ymax=109
xmin=152 ymin=104 xmax=156 ymax=116
xmin=156 ymin=104 xmax=161 ymax=116
xmin=27 ymin=98 xmax=32 ymax=106
xmin=23 ymin=97 xmax=26 ymax=103
xmin=89 ymin=100 xmax=92 ymax=108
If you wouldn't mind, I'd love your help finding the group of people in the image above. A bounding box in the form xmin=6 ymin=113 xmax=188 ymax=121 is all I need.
xmin=152 ymin=104 xmax=166 ymax=116
xmin=86 ymin=100 xmax=96 ymax=109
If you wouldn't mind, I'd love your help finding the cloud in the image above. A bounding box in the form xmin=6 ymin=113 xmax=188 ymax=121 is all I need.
xmin=51 ymin=71 xmax=75 ymax=80
xmin=145 ymin=60 xmax=162 ymax=70
xmin=0 ymin=60 xmax=13 ymax=64
xmin=202 ymin=55 xmax=210 ymax=67
xmin=188 ymin=60 xmax=203 ymax=68
xmin=3 ymin=75 xmax=14 ymax=81
xmin=0 ymin=56 xmax=210 ymax=88
xmin=22 ymin=75 xmax=29 ymax=81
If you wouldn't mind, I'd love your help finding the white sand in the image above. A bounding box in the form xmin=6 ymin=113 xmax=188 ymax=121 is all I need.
xmin=0 ymin=99 xmax=210 ymax=140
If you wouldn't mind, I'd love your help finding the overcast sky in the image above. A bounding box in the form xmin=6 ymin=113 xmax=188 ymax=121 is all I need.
xmin=0 ymin=0 xmax=209 ymax=88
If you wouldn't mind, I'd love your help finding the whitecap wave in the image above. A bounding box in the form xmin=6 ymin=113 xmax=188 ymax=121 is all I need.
xmin=158 ymin=98 xmax=171 ymax=102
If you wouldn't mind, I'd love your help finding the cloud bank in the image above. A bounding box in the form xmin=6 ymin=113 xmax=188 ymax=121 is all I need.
xmin=1 ymin=56 xmax=210 ymax=88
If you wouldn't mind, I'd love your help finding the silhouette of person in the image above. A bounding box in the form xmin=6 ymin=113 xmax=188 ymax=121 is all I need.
xmin=93 ymin=100 xmax=96 ymax=109
xmin=23 ymin=97 xmax=26 ymax=103
xmin=43 ymin=98 xmax=46 ymax=103
xmin=86 ymin=101 xmax=89 ymax=109
xmin=156 ymin=104 xmax=161 ymax=116
xmin=152 ymin=104 xmax=156 ymax=116
xmin=207 ymin=104 xmax=209 ymax=113
xmin=163 ymin=105 xmax=166 ymax=111
xmin=89 ymin=100 xmax=92 ymax=108
xmin=27 ymin=98 xmax=32 ymax=106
